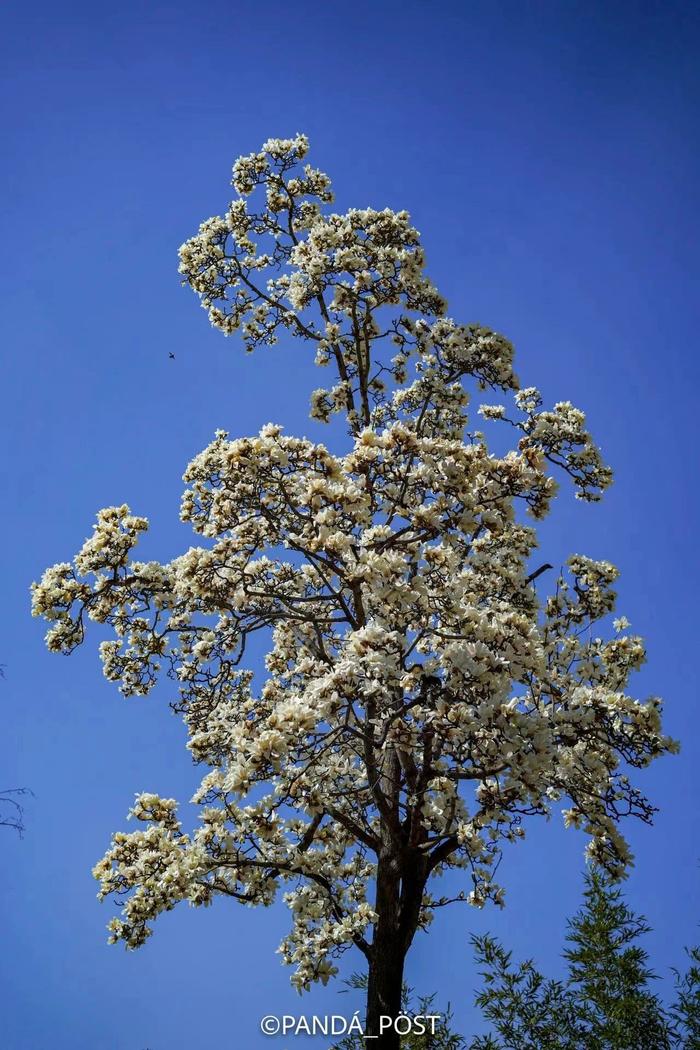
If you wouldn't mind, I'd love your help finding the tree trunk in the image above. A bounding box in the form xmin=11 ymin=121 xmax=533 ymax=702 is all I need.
xmin=365 ymin=849 xmax=406 ymax=1050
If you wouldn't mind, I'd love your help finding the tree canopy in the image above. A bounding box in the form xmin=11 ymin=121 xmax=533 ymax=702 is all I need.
xmin=31 ymin=135 xmax=677 ymax=1044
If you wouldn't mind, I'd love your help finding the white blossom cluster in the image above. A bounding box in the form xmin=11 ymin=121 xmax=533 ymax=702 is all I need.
xmin=32 ymin=136 xmax=676 ymax=992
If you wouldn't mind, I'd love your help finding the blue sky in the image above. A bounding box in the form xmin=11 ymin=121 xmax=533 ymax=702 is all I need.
xmin=2 ymin=1 xmax=699 ymax=1046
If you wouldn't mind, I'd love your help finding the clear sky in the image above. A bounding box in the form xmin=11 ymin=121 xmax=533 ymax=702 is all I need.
xmin=2 ymin=1 xmax=699 ymax=1046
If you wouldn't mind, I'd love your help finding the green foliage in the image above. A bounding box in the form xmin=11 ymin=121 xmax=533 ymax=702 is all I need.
xmin=671 ymin=947 xmax=700 ymax=1049
xmin=334 ymin=871 xmax=700 ymax=1048
xmin=468 ymin=935 xmax=587 ymax=1049
xmin=562 ymin=868 xmax=673 ymax=1048
xmin=468 ymin=869 xmax=700 ymax=1049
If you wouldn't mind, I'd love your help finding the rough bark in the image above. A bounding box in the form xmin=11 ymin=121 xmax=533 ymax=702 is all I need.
xmin=366 ymin=849 xmax=405 ymax=1050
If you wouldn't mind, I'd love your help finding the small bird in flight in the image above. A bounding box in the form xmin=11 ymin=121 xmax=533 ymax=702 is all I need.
xmin=169 ymin=352 xmax=175 ymax=359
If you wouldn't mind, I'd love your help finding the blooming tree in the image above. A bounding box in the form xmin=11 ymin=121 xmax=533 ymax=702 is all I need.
xmin=32 ymin=135 xmax=677 ymax=1047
